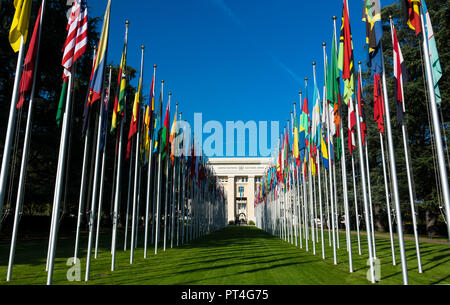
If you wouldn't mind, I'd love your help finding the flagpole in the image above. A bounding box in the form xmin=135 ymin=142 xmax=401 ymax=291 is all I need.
xmin=377 ymin=37 xmax=409 ymax=284
xmin=112 ymin=90 xmax=126 ymax=270
xmin=324 ymin=42 xmax=340 ymax=265
xmin=333 ymin=15 xmax=348 ymax=265
xmin=85 ymin=55 xmax=111 ymax=281
xmin=176 ymin=112 xmax=183 ymax=246
xmin=155 ymin=80 xmax=165 ymax=254
xmin=95 ymin=66 xmax=112 ymax=259
xmin=389 ymin=17 xmax=423 ymax=271
xmin=124 ymin=139 xmax=134 ymax=251
xmin=6 ymin=1 xmax=46 ymax=281
xmin=46 ymin=61 xmax=76 ymax=285
xmin=295 ymin=96 xmax=304 ymax=249
xmin=358 ymin=62 xmax=377 ymax=260
xmin=0 ymin=35 xmax=26 ymax=221
xmin=313 ymin=62 xmax=325 ymax=259
xmin=130 ymin=45 xmax=145 ymax=263
xmin=419 ymin=1 xmax=450 ymax=241
xmin=163 ymin=93 xmax=172 ymax=251
xmin=181 ymin=118 xmax=186 ymax=245
xmin=350 ymin=154 xmax=361 ymax=255
xmin=144 ymin=64 xmax=157 ymax=258
xmin=170 ymin=102 xmax=178 ymax=248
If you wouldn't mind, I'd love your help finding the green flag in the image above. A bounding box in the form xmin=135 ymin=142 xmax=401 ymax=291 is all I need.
xmin=56 ymin=80 xmax=68 ymax=126
xmin=327 ymin=31 xmax=340 ymax=107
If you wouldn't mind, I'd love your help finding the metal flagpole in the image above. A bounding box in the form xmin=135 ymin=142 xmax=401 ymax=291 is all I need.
xmin=6 ymin=2 xmax=46 ymax=280
xmin=95 ymin=66 xmax=112 ymax=259
xmin=351 ymin=155 xmax=362 ymax=255
xmin=313 ymin=165 xmax=318 ymax=242
xmin=379 ymin=132 xmax=396 ymax=264
xmin=124 ymin=139 xmax=134 ymax=251
xmin=134 ymin=142 xmax=143 ymax=249
xmin=74 ymin=35 xmax=98 ymax=265
xmin=352 ymin=88 xmax=376 ymax=283
xmin=419 ymin=0 xmax=450 ymax=240
xmin=163 ymin=93 xmax=172 ymax=251
xmin=303 ymin=161 xmax=309 ymax=251
xmin=357 ymin=63 xmax=376 ymax=259
xmin=176 ymin=113 xmax=182 ymax=246
xmin=47 ymin=63 xmax=76 ymax=285
xmin=291 ymin=160 xmax=298 ymax=246
xmin=144 ymin=64 xmax=157 ymax=258
xmin=181 ymin=119 xmax=186 ymax=245
xmin=296 ymin=151 xmax=303 ymax=249
xmin=313 ymin=62 xmax=325 ymax=258
xmin=154 ymin=81 xmax=164 ymax=254
xmin=130 ymin=46 xmax=145 ymax=263
xmin=379 ymin=39 xmax=408 ymax=284
xmin=85 ymin=60 xmax=110 ymax=281
xmin=0 ymin=35 xmax=26 ymax=220
xmin=151 ymin=137 xmax=158 ymax=246
xmin=388 ymin=17 xmax=423 ymax=270
xmin=323 ymin=42 xmax=339 ymax=263
xmin=333 ymin=16 xmax=346 ymax=264
xmin=170 ymin=103 xmax=178 ymax=248
xmin=111 ymin=91 xmax=127 ymax=271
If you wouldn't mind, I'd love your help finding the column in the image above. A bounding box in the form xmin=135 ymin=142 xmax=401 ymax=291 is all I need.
xmin=248 ymin=176 xmax=256 ymax=222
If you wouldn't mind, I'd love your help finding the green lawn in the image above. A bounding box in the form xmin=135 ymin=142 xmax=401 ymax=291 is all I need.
xmin=0 ymin=226 xmax=448 ymax=285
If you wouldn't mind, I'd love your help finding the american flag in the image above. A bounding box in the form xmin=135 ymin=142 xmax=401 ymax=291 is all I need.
xmin=62 ymin=0 xmax=88 ymax=79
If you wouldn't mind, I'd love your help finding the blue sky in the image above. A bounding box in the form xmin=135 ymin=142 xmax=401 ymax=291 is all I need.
xmin=88 ymin=0 xmax=396 ymax=157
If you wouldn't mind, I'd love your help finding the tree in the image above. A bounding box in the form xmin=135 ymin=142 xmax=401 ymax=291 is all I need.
xmin=0 ymin=1 xmax=138 ymax=231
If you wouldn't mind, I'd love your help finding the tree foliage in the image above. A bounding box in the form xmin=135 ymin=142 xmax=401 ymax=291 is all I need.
xmin=0 ymin=0 xmax=137 ymax=229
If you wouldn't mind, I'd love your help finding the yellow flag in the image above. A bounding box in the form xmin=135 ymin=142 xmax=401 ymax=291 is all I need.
xmin=9 ymin=0 xmax=32 ymax=53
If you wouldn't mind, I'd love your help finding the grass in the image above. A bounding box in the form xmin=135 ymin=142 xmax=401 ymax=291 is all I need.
xmin=0 ymin=225 xmax=449 ymax=285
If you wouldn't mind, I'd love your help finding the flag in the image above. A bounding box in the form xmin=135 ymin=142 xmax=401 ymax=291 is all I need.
xmin=404 ymin=0 xmax=421 ymax=35
xmin=284 ymin=128 xmax=290 ymax=178
xmin=62 ymin=0 xmax=88 ymax=79
xmin=99 ymin=87 xmax=109 ymax=151
xmin=362 ymin=0 xmax=383 ymax=75
xmin=327 ymin=30 xmax=340 ymax=108
xmin=160 ymin=99 xmax=170 ymax=161
xmin=56 ymin=80 xmax=67 ymax=126
xmin=169 ymin=109 xmax=177 ymax=163
xmin=293 ymin=115 xmax=300 ymax=160
xmin=111 ymin=37 xmax=128 ymax=133
xmin=348 ymin=98 xmax=356 ymax=155
xmin=276 ymin=140 xmax=282 ymax=180
xmin=82 ymin=0 xmax=110 ymax=136
xmin=321 ymin=129 xmax=329 ymax=169
xmin=357 ymin=73 xmax=367 ymax=144
xmin=17 ymin=4 xmax=42 ymax=109
xmin=144 ymin=70 xmax=156 ymax=156
xmin=373 ymin=73 xmax=385 ymax=133
xmin=126 ymin=76 xmax=142 ymax=159
xmin=152 ymin=90 xmax=163 ymax=153
xmin=391 ymin=20 xmax=407 ymax=123
xmin=423 ymin=0 xmax=442 ymax=104
xmin=9 ymin=0 xmax=32 ymax=53
xmin=87 ymin=0 xmax=110 ymax=105
xmin=338 ymin=0 xmax=354 ymax=105
xmin=299 ymin=97 xmax=309 ymax=152
xmin=311 ymin=80 xmax=321 ymax=149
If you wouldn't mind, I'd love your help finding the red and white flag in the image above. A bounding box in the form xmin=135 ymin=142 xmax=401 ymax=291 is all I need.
xmin=348 ymin=97 xmax=356 ymax=155
xmin=61 ymin=0 xmax=88 ymax=79
xmin=391 ymin=19 xmax=407 ymax=122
